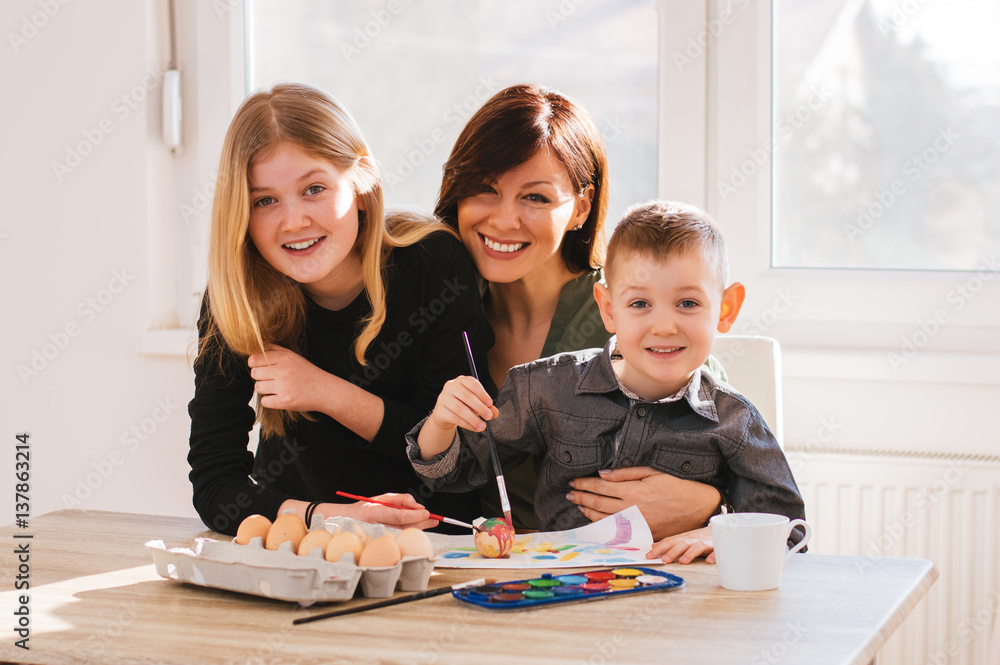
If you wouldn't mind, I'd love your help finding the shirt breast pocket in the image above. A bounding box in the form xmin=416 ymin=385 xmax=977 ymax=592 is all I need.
xmin=541 ymin=412 xmax=611 ymax=492
xmin=647 ymin=445 xmax=720 ymax=481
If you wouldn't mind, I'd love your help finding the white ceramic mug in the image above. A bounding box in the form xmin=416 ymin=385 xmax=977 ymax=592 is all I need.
xmin=709 ymin=512 xmax=811 ymax=591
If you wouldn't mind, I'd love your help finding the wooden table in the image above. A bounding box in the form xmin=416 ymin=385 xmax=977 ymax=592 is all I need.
xmin=1 ymin=510 xmax=936 ymax=665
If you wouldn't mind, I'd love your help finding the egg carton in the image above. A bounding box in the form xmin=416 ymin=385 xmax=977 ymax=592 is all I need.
xmin=146 ymin=535 xmax=435 ymax=607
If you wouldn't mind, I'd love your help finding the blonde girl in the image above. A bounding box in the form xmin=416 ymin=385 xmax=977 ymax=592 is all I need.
xmin=188 ymin=83 xmax=490 ymax=535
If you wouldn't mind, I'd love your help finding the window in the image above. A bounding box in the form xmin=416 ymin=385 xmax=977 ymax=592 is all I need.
xmin=249 ymin=0 xmax=659 ymax=229
xmin=662 ymin=0 xmax=1000 ymax=359
xmin=175 ymin=1 xmax=1000 ymax=361
xmin=772 ymin=0 xmax=1000 ymax=271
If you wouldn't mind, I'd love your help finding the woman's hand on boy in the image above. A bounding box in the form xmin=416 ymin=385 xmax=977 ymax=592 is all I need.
xmin=248 ymin=344 xmax=332 ymax=413
xmin=567 ymin=467 xmax=721 ymax=541
xmin=646 ymin=526 xmax=715 ymax=564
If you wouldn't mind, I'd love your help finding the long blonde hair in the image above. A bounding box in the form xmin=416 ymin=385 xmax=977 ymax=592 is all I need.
xmin=200 ymin=82 xmax=452 ymax=438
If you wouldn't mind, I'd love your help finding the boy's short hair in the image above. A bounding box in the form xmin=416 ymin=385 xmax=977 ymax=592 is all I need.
xmin=606 ymin=200 xmax=729 ymax=288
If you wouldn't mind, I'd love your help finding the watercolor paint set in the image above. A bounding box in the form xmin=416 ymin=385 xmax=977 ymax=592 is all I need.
xmin=452 ymin=567 xmax=684 ymax=610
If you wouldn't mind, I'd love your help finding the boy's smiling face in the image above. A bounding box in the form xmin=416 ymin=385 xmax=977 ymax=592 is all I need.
xmin=594 ymin=249 xmax=744 ymax=401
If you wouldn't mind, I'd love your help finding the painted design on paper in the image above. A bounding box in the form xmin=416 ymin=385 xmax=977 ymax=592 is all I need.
xmin=428 ymin=506 xmax=656 ymax=569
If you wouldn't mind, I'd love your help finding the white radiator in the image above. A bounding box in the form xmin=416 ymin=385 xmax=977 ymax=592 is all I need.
xmin=785 ymin=449 xmax=1000 ymax=665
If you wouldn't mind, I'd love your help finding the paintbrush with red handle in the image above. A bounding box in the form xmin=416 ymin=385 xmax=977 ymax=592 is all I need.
xmin=335 ymin=491 xmax=479 ymax=531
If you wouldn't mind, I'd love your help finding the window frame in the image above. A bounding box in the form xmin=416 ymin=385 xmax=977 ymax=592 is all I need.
xmin=140 ymin=0 xmax=247 ymax=354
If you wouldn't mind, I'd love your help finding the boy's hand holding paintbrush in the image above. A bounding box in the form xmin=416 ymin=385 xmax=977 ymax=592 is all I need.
xmin=418 ymin=331 xmax=514 ymax=531
xmin=416 ymin=376 xmax=500 ymax=459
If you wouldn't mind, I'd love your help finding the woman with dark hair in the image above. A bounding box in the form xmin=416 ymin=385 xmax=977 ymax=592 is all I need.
xmin=435 ymin=83 xmax=725 ymax=540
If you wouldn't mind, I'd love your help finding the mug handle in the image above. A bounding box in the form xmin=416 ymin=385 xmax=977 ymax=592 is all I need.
xmin=783 ymin=519 xmax=811 ymax=563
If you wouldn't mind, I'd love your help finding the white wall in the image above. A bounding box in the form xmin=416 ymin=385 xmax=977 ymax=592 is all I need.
xmin=1 ymin=0 xmax=200 ymax=520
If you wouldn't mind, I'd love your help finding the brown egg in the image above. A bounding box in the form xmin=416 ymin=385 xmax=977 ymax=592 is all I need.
xmin=336 ymin=521 xmax=370 ymax=546
xmin=297 ymin=529 xmax=333 ymax=557
xmin=358 ymin=535 xmax=402 ymax=567
xmin=325 ymin=531 xmax=364 ymax=564
xmin=265 ymin=513 xmax=308 ymax=553
xmin=235 ymin=514 xmax=272 ymax=545
xmin=395 ymin=528 xmax=434 ymax=558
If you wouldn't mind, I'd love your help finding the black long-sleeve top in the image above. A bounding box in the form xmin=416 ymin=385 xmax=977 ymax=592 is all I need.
xmin=187 ymin=231 xmax=492 ymax=535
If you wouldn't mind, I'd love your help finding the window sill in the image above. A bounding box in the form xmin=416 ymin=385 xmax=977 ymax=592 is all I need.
xmin=137 ymin=327 xmax=1000 ymax=388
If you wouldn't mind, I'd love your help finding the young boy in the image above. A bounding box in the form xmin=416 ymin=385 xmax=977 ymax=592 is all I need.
xmin=406 ymin=200 xmax=805 ymax=562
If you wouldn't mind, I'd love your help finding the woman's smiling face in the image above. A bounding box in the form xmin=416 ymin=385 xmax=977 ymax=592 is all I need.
xmin=457 ymin=148 xmax=593 ymax=285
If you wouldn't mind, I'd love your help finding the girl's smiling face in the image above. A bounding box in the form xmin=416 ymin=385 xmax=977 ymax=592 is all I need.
xmin=457 ymin=148 xmax=593 ymax=285
xmin=248 ymin=142 xmax=366 ymax=308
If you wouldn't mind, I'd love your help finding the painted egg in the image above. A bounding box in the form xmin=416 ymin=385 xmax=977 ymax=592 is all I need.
xmin=297 ymin=529 xmax=333 ymax=557
xmin=358 ymin=535 xmax=402 ymax=567
xmin=395 ymin=527 xmax=434 ymax=558
xmin=265 ymin=513 xmax=308 ymax=553
xmin=235 ymin=514 xmax=272 ymax=545
xmin=474 ymin=517 xmax=515 ymax=558
xmin=325 ymin=531 xmax=364 ymax=564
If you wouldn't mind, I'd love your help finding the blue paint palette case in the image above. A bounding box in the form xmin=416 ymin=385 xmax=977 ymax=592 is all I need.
xmin=452 ymin=567 xmax=684 ymax=610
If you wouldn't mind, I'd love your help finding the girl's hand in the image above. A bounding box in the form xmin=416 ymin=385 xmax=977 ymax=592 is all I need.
xmin=248 ymin=344 xmax=331 ymax=413
xmin=350 ymin=493 xmax=438 ymax=530
xmin=566 ymin=467 xmax=721 ymax=540
xmin=646 ymin=526 xmax=716 ymax=564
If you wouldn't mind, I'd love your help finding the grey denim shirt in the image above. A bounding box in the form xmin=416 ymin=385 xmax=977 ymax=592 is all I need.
xmin=407 ymin=339 xmax=805 ymax=532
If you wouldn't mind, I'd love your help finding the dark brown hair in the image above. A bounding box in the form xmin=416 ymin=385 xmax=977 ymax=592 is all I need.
xmin=606 ymin=199 xmax=729 ymax=288
xmin=435 ymin=83 xmax=608 ymax=272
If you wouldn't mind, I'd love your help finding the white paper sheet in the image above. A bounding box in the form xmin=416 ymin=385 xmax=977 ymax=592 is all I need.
xmin=426 ymin=506 xmax=659 ymax=569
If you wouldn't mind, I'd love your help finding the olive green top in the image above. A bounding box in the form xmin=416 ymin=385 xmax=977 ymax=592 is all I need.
xmin=540 ymin=269 xmax=612 ymax=358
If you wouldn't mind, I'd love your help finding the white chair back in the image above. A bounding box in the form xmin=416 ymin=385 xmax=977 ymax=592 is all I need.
xmin=710 ymin=335 xmax=783 ymax=447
